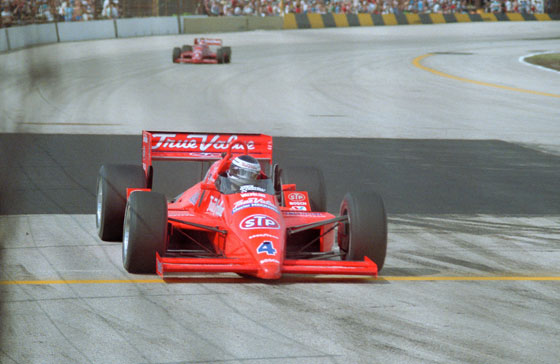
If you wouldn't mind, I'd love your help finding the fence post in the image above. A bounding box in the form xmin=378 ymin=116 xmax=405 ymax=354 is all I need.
xmin=54 ymin=21 xmax=60 ymax=43
xmin=114 ymin=19 xmax=119 ymax=38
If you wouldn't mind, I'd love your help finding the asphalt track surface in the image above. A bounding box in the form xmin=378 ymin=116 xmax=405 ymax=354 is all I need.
xmin=1 ymin=22 xmax=560 ymax=364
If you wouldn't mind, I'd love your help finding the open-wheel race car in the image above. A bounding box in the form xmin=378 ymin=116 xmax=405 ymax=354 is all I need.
xmin=96 ymin=131 xmax=387 ymax=279
xmin=172 ymin=38 xmax=231 ymax=64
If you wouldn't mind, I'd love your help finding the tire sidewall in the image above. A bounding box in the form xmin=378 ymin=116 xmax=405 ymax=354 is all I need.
xmin=122 ymin=191 xmax=168 ymax=274
xmin=338 ymin=191 xmax=387 ymax=271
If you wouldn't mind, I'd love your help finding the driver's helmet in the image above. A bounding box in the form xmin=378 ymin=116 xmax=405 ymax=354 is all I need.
xmin=227 ymin=155 xmax=261 ymax=186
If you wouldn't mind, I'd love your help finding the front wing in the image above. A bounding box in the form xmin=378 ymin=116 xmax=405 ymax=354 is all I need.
xmin=175 ymin=58 xmax=218 ymax=64
xmin=156 ymin=253 xmax=377 ymax=278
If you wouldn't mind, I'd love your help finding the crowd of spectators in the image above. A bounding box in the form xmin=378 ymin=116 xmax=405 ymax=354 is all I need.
xmin=0 ymin=0 xmax=550 ymax=28
xmin=201 ymin=0 xmax=546 ymax=16
xmin=1 ymin=0 xmax=120 ymax=27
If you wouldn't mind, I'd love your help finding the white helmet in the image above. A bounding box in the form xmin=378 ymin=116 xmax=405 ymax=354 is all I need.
xmin=227 ymin=155 xmax=261 ymax=186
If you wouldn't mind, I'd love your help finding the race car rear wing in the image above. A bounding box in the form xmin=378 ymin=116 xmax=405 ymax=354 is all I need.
xmin=142 ymin=130 xmax=273 ymax=176
xmin=194 ymin=38 xmax=222 ymax=46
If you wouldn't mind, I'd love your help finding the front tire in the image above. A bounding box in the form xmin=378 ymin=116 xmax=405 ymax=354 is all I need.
xmin=96 ymin=164 xmax=146 ymax=241
xmin=216 ymin=48 xmax=225 ymax=64
xmin=338 ymin=191 xmax=387 ymax=271
xmin=172 ymin=47 xmax=181 ymax=62
xmin=123 ymin=191 xmax=168 ymax=274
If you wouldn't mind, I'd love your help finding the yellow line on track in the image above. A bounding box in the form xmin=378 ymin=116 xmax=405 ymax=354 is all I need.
xmin=412 ymin=53 xmax=560 ymax=98
xmin=1 ymin=276 xmax=560 ymax=285
xmin=19 ymin=122 xmax=121 ymax=126
xmin=379 ymin=276 xmax=560 ymax=281
xmin=0 ymin=279 xmax=165 ymax=285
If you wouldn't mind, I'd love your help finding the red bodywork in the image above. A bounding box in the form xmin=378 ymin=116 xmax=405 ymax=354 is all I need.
xmin=174 ymin=38 xmax=223 ymax=64
xmin=136 ymin=131 xmax=377 ymax=279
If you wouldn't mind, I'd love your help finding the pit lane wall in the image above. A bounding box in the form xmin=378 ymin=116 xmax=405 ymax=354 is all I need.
xmin=1 ymin=13 xmax=558 ymax=52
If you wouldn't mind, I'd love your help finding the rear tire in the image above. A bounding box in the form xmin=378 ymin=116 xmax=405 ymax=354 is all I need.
xmin=122 ymin=191 xmax=168 ymax=274
xmin=96 ymin=164 xmax=146 ymax=241
xmin=172 ymin=47 xmax=181 ymax=62
xmin=223 ymin=46 xmax=231 ymax=63
xmin=281 ymin=166 xmax=326 ymax=212
xmin=181 ymin=45 xmax=192 ymax=53
xmin=216 ymin=48 xmax=225 ymax=64
xmin=338 ymin=191 xmax=387 ymax=271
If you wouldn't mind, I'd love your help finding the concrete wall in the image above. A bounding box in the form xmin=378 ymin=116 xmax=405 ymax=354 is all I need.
xmin=57 ymin=19 xmax=116 ymax=42
xmin=182 ymin=16 xmax=284 ymax=33
xmin=183 ymin=16 xmax=248 ymax=34
xmin=117 ymin=17 xmax=179 ymax=38
xmin=248 ymin=16 xmax=284 ymax=30
xmin=1 ymin=29 xmax=8 ymax=52
xmin=6 ymin=23 xmax=58 ymax=49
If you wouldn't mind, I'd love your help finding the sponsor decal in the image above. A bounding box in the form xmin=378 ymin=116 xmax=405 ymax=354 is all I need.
xmin=233 ymin=203 xmax=279 ymax=214
xmin=151 ymin=134 xmax=255 ymax=152
xmin=287 ymin=201 xmax=308 ymax=206
xmin=260 ymin=258 xmax=280 ymax=264
xmin=283 ymin=211 xmax=327 ymax=217
xmin=284 ymin=191 xmax=310 ymax=211
xmin=287 ymin=192 xmax=306 ymax=201
xmin=206 ymin=196 xmax=224 ymax=217
xmin=241 ymin=192 xmax=267 ymax=198
xmin=233 ymin=159 xmax=260 ymax=171
xmin=240 ymin=214 xmax=280 ymax=230
xmin=239 ymin=185 xmax=266 ymax=193
xmin=232 ymin=198 xmax=279 ymax=214
xmin=248 ymin=233 xmax=279 ymax=240
xmin=257 ymin=241 xmax=277 ymax=255
xmin=187 ymin=152 xmax=218 ymax=158
xmin=168 ymin=211 xmax=195 ymax=217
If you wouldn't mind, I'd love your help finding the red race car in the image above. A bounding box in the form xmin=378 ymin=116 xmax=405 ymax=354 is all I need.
xmin=172 ymin=38 xmax=231 ymax=64
xmin=96 ymin=131 xmax=387 ymax=279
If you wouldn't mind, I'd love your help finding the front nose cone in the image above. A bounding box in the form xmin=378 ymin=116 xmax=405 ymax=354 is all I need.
xmin=257 ymin=260 xmax=282 ymax=279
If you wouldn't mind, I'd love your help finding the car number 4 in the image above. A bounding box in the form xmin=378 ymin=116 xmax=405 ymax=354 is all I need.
xmin=257 ymin=241 xmax=277 ymax=255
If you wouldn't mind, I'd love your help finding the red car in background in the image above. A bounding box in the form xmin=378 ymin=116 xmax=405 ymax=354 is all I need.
xmin=96 ymin=131 xmax=387 ymax=279
xmin=172 ymin=38 xmax=231 ymax=64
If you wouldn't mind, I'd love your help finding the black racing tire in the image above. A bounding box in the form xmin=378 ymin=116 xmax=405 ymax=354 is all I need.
xmin=122 ymin=191 xmax=168 ymax=274
xmin=172 ymin=47 xmax=181 ymax=63
xmin=222 ymin=46 xmax=231 ymax=63
xmin=338 ymin=191 xmax=387 ymax=271
xmin=281 ymin=166 xmax=326 ymax=212
xmin=216 ymin=48 xmax=225 ymax=64
xmin=96 ymin=164 xmax=146 ymax=241
xmin=181 ymin=45 xmax=192 ymax=53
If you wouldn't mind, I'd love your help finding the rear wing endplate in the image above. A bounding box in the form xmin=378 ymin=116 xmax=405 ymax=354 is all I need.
xmin=142 ymin=130 xmax=273 ymax=175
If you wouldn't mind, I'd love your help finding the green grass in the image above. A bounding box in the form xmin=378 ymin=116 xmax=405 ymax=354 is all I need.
xmin=524 ymin=53 xmax=560 ymax=72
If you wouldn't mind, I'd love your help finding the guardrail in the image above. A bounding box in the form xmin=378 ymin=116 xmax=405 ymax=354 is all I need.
xmin=2 ymin=13 xmax=559 ymax=53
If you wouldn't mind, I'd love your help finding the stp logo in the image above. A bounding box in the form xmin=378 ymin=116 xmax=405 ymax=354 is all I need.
xmin=288 ymin=192 xmax=305 ymax=201
xmin=240 ymin=214 xmax=280 ymax=230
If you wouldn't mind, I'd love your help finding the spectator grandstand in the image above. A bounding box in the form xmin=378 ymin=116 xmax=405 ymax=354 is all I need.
xmin=0 ymin=0 xmax=556 ymax=28
xmin=201 ymin=0 xmax=550 ymax=16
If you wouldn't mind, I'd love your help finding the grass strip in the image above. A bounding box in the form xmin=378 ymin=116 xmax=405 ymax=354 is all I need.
xmin=525 ymin=53 xmax=560 ymax=71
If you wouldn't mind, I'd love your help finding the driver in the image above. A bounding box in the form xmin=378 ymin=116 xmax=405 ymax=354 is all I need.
xmin=227 ymin=155 xmax=261 ymax=186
